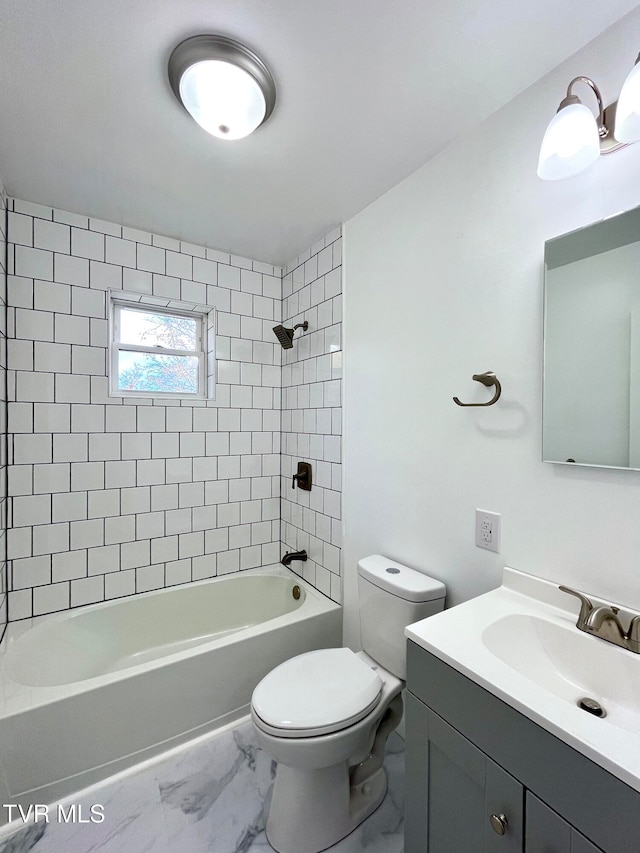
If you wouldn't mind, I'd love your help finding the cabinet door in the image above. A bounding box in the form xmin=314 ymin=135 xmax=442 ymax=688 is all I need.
xmin=525 ymin=793 xmax=603 ymax=853
xmin=405 ymin=691 xmax=431 ymax=851
xmin=405 ymin=693 xmax=523 ymax=853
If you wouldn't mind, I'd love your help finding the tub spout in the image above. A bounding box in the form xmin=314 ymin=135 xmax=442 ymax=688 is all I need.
xmin=281 ymin=550 xmax=308 ymax=567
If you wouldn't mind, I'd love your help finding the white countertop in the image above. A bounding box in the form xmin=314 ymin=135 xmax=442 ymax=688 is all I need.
xmin=405 ymin=567 xmax=640 ymax=794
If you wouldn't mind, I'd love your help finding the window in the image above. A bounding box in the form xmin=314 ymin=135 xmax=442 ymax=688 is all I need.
xmin=110 ymin=299 xmax=209 ymax=398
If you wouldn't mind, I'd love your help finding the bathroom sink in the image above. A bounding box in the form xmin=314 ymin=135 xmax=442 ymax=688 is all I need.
xmin=405 ymin=567 xmax=640 ymax=794
xmin=482 ymin=612 xmax=640 ymax=734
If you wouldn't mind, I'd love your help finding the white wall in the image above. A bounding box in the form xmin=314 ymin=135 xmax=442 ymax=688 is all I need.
xmin=4 ymin=197 xmax=343 ymax=621
xmin=280 ymin=232 xmax=343 ymax=601
xmin=0 ymin=180 xmax=7 ymax=640
xmin=6 ymin=199 xmax=283 ymax=618
xmin=342 ymin=7 xmax=640 ymax=648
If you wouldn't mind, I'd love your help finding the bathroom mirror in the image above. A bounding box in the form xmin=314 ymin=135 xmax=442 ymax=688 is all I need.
xmin=543 ymin=205 xmax=640 ymax=470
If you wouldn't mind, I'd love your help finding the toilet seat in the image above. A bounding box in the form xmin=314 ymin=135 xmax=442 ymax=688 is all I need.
xmin=251 ymin=647 xmax=383 ymax=738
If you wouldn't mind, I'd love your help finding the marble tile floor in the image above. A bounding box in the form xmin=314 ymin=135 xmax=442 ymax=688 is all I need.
xmin=0 ymin=719 xmax=404 ymax=853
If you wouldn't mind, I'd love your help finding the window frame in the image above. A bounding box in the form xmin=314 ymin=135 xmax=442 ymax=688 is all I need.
xmin=109 ymin=298 xmax=209 ymax=400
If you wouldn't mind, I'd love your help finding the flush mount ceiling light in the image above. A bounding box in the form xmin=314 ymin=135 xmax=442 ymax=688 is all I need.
xmin=168 ymin=35 xmax=276 ymax=141
xmin=538 ymin=54 xmax=640 ymax=181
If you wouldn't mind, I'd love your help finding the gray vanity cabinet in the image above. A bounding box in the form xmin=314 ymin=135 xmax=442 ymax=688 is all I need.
xmin=405 ymin=692 xmax=524 ymax=852
xmin=405 ymin=641 xmax=640 ymax=853
xmin=525 ymin=794 xmax=602 ymax=853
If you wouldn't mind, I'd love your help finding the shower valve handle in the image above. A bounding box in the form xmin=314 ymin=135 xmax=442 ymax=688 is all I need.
xmin=292 ymin=462 xmax=312 ymax=491
xmin=292 ymin=471 xmax=307 ymax=488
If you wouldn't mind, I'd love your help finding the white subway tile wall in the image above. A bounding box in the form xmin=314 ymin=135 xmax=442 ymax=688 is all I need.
xmin=0 ymin=184 xmax=7 ymax=640
xmin=6 ymin=199 xmax=288 ymax=619
xmin=4 ymin=201 xmax=343 ymax=619
xmin=280 ymin=229 xmax=343 ymax=603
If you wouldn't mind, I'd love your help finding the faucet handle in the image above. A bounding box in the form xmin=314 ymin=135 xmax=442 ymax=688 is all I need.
xmin=627 ymin=615 xmax=640 ymax=652
xmin=292 ymin=461 xmax=312 ymax=491
xmin=559 ymin=585 xmax=593 ymax=628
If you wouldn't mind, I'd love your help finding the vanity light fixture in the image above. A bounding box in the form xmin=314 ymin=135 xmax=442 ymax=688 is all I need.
xmin=168 ymin=35 xmax=276 ymax=140
xmin=616 ymin=53 xmax=640 ymax=142
xmin=538 ymin=53 xmax=640 ymax=180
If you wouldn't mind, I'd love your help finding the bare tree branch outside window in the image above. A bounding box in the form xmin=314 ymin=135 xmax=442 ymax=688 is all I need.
xmin=116 ymin=308 xmax=203 ymax=394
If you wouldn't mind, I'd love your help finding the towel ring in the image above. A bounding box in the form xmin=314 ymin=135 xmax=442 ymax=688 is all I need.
xmin=453 ymin=372 xmax=501 ymax=407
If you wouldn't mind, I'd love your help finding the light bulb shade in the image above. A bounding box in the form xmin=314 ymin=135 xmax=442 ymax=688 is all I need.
xmin=615 ymin=60 xmax=640 ymax=143
xmin=168 ymin=35 xmax=276 ymax=141
xmin=537 ymin=103 xmax=600 ymax=180
xmin=179 ymin=60 xmax=266 ymax=139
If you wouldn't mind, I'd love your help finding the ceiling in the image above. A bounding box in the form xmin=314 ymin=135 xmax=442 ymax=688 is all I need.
xmin=0 ymin=1 xmax=636 ymax=265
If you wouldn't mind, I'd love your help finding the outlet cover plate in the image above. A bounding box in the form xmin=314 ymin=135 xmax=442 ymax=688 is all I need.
xmin=475 ymin=509 xmax=501 ymax=553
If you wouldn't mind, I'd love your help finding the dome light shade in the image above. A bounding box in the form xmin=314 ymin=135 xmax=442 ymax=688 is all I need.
xmin=537 ymin=102 xmax=600 ymax=181
xmin=615 ymin=58 xmax=640 ymax=143
xmin=169 ymin=35 xmax=276 ymax=141
xmin=179 ymin=60 xmax=266 ymax=139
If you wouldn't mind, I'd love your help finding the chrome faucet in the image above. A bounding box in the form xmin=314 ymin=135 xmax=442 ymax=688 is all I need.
xmin=559 ymin=585 xmax=640 ymax=653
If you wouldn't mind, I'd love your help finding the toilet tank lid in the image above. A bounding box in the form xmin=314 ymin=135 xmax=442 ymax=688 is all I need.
xmin=357 ymin=555 xmax=446 ymax=602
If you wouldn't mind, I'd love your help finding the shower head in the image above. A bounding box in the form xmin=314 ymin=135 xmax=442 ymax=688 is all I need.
xmin=272 ymin=321 xmax=308 ymax=349
xmin=273 ymin=325 xmax=294 ymax=349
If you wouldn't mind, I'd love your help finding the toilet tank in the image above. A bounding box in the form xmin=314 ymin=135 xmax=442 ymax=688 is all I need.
xmin=358 ymin=555 xmax=446 ymax=679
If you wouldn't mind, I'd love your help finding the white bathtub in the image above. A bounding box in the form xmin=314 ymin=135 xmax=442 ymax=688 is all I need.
xmin=0 ymin=565 xmax=342 ymax=820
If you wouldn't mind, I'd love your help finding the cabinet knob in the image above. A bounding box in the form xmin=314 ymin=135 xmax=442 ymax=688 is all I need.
xmin=489 ymin=813 xmax=508 ymax=836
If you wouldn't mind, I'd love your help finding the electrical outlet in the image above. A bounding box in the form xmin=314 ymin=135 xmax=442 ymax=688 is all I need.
xmin=476 ymin=509 xmax=501 ymax=553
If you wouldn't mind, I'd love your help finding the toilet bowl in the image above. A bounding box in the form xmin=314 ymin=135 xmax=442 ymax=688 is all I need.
xmin=252 ymin=648 xmax=402 ymax=853
xmin=251 ymin=555 xmax=446 ymax=853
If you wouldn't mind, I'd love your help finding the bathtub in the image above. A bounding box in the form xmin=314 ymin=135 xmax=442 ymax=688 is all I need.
xmin=0 ymin=565 xmax=342 ymax=820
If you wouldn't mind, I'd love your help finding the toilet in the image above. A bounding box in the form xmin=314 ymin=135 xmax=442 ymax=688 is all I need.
xmin=251 ymin=554 xmax=446 ymax=853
